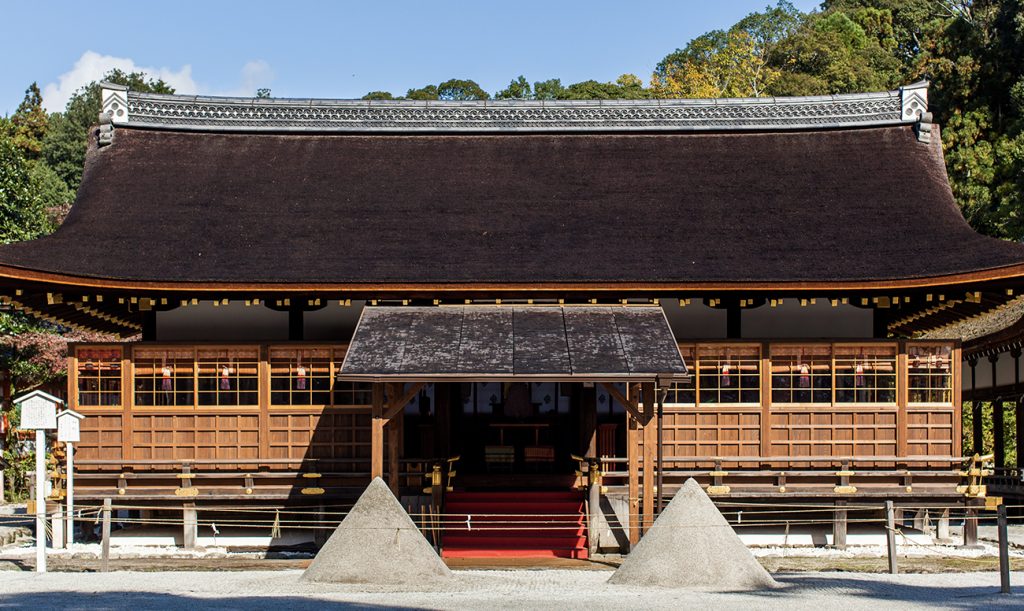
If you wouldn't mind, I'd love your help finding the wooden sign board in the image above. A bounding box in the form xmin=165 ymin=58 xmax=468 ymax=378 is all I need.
xmin=57 ymin=411 xmax=82 ymax=442
xmin=19 ymin=395 xmax=57 ymax=430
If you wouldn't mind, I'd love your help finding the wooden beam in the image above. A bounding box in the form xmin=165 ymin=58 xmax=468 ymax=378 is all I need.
xmin=371 ymin=383 xmax=385 ymax=480
xmin=383 ymin=382 xmax=426 ymax=421
xmin=601 ymin=382 xmax=644 ymax=424
xmin=641 ymin=382 xmax=657 ymax=533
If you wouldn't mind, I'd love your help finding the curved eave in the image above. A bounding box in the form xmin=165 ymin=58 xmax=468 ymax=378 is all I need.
xmin=4 ymin=262 xmax=1024 ymax=294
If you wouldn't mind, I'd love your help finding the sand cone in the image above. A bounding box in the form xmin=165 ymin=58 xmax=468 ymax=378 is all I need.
xmin=608 ymin=478 xmax=777 ymax=590
xmin=302 ymin=477 xmax=453 ymax=585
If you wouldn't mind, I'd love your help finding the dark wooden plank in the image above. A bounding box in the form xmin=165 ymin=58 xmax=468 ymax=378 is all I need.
xmin=457 ymin=307 xmax=514 ymax=374
xmin=564 ymin=307 xmax=629 ymax=375
xmin=614 ymin=307 xmax=687 ymax=375
xmin=340 ymin=307 xmax=416 ymax=375
xmin=398 ymin=307 xmax=464 ymax=374
xmin=512 ymin=307 xmax=571 ymax=375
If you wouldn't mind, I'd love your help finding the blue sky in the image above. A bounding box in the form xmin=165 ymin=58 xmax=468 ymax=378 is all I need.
xmin=2 ymin=0 xmax=822 ymax=115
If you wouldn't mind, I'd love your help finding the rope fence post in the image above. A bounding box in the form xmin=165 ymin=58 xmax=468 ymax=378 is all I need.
xmin=998 ymin=503 xmax=1010 ymax=594
xmin=885 ymin=500 xmax=898 ymax=575
xmin=101 ymin=498 xmax=111 ymax=572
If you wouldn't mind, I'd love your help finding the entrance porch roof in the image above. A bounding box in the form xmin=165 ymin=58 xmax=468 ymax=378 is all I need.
xmin=337 ymin=305 xmax=688 ymax=383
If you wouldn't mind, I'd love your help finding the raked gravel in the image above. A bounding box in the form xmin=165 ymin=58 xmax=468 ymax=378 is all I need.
xmin=2 ymin=569 xmax=1023 ymax=610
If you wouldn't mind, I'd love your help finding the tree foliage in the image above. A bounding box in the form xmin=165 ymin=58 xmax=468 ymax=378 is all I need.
xmin=41 ymin=69 xmax=174 ymax=192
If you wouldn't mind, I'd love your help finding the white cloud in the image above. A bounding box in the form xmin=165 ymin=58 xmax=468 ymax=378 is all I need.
xmin=42 ymin=51 xmax=197 ymax=111
xmin=223 ymin=60 xmax=275 ymax=97
xmin=42 ymin=52 xmax=277 ymax=112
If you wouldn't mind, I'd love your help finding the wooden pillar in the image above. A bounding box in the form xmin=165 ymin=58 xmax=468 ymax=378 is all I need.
xmin=627 ymin=411 xmax=640 ymax=547
xmin=580 ymin=384 xmax=597 ymax=458
xmin=371 ymin=383 xmax=385 ymax=480
xmin=641 ymin=383 xmax=657 ymax=534
xmin=964 ymin=500 xmax=979 ymax=547
xmin=183 ymin=503 xmax=198 ymax=549
xmin=990 ymin=355 xmax=1001 ymax=465
xmin=141 ymin=310 xmax=157 ymax=341
xmin=387 ymin=384 xmax=403 ymax=495
xmin=896 ymin=343 xmax=908 ymax=462
xmin=1014 ymin=349 xmax=1023 ymax=469
xmin=435 ymin=384 xmax=451 ymax=458
xmin=972 ymin=401 xmax=984 ymax=456
xmin=726 ymin=304 xmax=741 ymax=339
xmin=994 ymin=399 xmax=1005 ymax=469
xmin=833 ymin=500 xmax=847 ymax=550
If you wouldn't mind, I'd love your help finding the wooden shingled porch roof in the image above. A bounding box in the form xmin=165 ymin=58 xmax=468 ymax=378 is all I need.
xmin=337 ymin=306 xmax=689 ymax=383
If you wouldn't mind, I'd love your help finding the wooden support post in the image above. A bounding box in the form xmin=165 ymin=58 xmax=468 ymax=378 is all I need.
xmin=627 ymin=412 xmax=640 ymax=548
xmin=833 ymin=500 xmax=847 ymax=550
xmin=937 ymin=508 xmax=950 ymax=541
xmin=387 ymin=402 xmax=402 ymax=494
xmin=998 ymin=503 xmax=1011 ymax=594
xmin=183 ymin=503 xmax=198 ymax=550
xmin=885 ymin=500 xmax=898 ymax=575
xmin=101 ymin=498 xmax=111 ymax=572
xmin=641 ymin=383 xmax=657 ymax=534
xmin=972 ymin=401 xmax=984 ymax=456
xmin=588 ymin=461 xmax=601 ymax=556
xmin=52 ymin=506 xmax=64 ymax=549
xmin=371 ymin=383 xmax=385 ymax=481
xmin=314 ymin=503 xmax=329 ymax=549
xmin=994 ymin=400 xmax=1005 ymax=469
xmin=1017 ymin=398 xmax=1024 ymax=469
xmin=964 ymin=501 xmax=979 ymax=548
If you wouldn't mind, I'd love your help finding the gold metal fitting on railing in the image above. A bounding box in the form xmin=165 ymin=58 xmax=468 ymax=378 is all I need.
xmin=957 ymin=453 xmax=994 ymax=498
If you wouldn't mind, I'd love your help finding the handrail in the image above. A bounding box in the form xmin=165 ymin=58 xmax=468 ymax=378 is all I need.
xmin=600 ymin=455 xmax=966 ymax=464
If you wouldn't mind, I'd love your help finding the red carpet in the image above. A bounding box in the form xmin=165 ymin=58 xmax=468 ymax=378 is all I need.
xmin=441 ymin=491 xmax=588 ymax=559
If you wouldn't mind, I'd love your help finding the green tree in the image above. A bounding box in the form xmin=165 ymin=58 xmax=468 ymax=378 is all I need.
xmin=0 ymin=132 xmax=52 ymax=243
xmin=495 ymin=76 xmax=532 ymax=100
xmin=405 ymin=84 xmax=439 ymax=100
xmin=41 ymin=69 xmax=174 ymax=191
xmin=436 ymin=79 xmax=490 ymax=100
xmin=533 ymin=78 xmax=566 ymax=100
xmin=10 ymin=83 xmax=48 ymax=159
xmin=362 ymin=91 xmax=395 ymax=100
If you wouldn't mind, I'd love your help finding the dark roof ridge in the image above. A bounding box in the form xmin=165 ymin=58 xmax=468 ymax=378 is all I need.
xmin=97 ymin=80 xmax=932 ymax=135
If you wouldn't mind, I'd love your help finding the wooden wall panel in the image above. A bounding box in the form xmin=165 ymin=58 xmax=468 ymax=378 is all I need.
xmin=131 ymin=414 xmax=260 ymax=466
xmin=770 ymin=408 xmax=897 ymax=464
xmin=78 ymin=414 xmax=123 ymax=467
xmin=267 ymin=410 xmax=371 ymax=471
xmin=646 ymin=409 xmax=761 ymax=466
xmin=906 ymin=408 xmax=955 ymax=465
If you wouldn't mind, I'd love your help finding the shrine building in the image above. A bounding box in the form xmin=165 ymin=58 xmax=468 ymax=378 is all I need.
xmin=1 ymin=81 xmax=1023 ymax=556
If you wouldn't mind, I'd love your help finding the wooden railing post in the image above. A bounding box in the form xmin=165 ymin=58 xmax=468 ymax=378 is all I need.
xmin=101 ymin=498 xmax=111 ymax=572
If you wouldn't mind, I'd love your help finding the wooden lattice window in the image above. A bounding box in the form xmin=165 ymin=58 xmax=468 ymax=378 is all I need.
xmin=664 ymin=345 xmax=696 ymax=405
xmin=76 ymin=347 xmax=122 ymax=407
xmin=696 ymin=345 xmax=760 ymax=405
xmin=834 ymin=345 xmax=897 ymax=404
xmin=133 ymin=348 xmax=195 ymax=407
xmin=771 ymin=345 xmax=832 ymax=404
xmin=908 ymin=344 xmax=953 ymax=405
xmin=270 ymin=348 xmax=332 ymax=406
xmin=196 ymin=348 xmax=259 ymax=406
xmin=333 ymin=382 xmax=373 ymax=407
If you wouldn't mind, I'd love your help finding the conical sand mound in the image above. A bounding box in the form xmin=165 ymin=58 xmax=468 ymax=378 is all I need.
xmin=302 ymin=477 xmax=453 ymax=585
xmin=609 ymin=478 xmax=777 ymax=590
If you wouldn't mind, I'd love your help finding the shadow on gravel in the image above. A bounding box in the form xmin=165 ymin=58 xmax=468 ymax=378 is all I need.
xmin=0 ymin=592 xmax=429 ymax=611
xmin=743 ymin=575 xmax=1024 ymax=608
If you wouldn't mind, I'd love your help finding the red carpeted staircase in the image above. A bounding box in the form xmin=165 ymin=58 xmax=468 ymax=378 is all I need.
xmin=441 ymin=490 xmax=588 ymax=559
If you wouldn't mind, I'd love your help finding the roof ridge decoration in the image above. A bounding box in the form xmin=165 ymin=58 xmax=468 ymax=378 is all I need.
xmin=99 ymin=80 xmax=930 ymax=136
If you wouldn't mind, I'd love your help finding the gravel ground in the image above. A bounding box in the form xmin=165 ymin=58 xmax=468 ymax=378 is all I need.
xmin=1 ymin=569 xmax=1023 ymax=610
